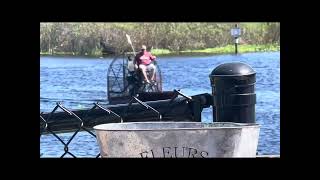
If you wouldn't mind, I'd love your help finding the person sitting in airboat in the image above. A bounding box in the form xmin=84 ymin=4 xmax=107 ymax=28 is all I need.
xmin=134 ymin=45 xmax=157 ymax=84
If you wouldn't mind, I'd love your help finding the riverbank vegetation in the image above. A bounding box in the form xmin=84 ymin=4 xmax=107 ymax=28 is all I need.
xmin=40 ymin=23 xmax=280 ymax=57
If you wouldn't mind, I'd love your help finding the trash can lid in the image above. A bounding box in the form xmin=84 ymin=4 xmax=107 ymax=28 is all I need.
xmin=210 ymin=62 xmax=255 ymax=76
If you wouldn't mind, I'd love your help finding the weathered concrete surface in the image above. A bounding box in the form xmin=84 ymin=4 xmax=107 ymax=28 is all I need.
xmin=94 ymin=122 xmax=260 ymax=158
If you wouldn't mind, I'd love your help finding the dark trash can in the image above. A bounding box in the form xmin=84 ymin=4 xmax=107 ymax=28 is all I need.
xmin=209 ymin=62 xmax=256 ymax=123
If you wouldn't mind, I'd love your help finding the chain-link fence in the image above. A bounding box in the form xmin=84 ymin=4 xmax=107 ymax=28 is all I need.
xmin=40 ymin=102 xmax=103 ymax=158
xmin=40 ymin=90 xmax=205 ymax=158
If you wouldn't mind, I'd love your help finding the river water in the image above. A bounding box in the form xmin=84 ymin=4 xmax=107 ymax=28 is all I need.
xmin=40 ymin=52 xmax=280 ymax=157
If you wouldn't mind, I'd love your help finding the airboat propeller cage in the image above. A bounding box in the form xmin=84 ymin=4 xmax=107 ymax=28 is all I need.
xmin=209 ymin=62 xmax=256 ymax=123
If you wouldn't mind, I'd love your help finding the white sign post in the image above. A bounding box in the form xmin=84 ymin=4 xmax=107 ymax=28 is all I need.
xmin=231 ymin=26 xmax=241 ymax=54
xmin=231 ymin=28 xmax=241 ymax=38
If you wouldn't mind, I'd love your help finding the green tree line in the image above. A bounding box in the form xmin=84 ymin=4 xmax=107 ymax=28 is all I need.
xmin=40 ymin=22 xmax=280 ymax=56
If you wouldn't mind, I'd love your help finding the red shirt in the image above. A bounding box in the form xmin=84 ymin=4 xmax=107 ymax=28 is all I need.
xmin=136 ymin=51 xmax=156 ymax=65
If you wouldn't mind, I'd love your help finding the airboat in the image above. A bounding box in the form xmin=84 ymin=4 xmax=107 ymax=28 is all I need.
xmin=107 ymin=52 xmax=175 ymax=104
xmin=40 ymin=41 xmax=212 ymax=134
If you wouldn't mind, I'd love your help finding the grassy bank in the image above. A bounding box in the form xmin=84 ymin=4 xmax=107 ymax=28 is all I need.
xmin=40 ymin=44 xmax=280 ymax=57
xmin=152 ymin=44 xmax=280 ymax=56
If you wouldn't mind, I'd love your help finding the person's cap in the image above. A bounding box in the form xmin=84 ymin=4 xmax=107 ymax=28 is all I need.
xmin=141 ymin=45 xmax=146 ymax=50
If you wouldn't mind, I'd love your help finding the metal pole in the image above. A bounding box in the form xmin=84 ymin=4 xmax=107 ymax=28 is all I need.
xmin=235 ymin=24 xmax=238 ymax=55
xmin=235 ymin=38 xmax=238 ymax=54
